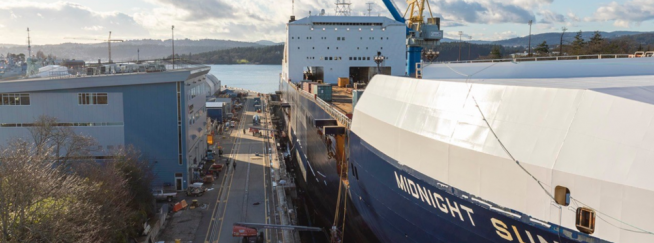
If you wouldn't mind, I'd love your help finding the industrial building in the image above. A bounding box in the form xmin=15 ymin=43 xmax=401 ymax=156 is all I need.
xmin=0 ymin=65 xmax=218 ymax=190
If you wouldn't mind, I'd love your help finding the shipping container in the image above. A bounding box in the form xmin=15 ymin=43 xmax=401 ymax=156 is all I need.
xmin=303 ymin=82 xmax=318 ymax=93
xmin=337 ymin=77 xmax=349 ymax=87
xmin=352 ymin=90 xmax=364 ymax=108
xmin=316 ymin=84 xmax=333 ymax=102
xmin=311 ymin=83 xmax=318 ymax=94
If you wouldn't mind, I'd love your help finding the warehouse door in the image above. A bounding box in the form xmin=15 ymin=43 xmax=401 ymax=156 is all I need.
xmin=175 ymin=173 xmax=183 ymax=191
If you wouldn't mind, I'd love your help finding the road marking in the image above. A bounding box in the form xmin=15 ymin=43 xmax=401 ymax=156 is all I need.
xmin=205 ymin=96 xmax=250 ymax=243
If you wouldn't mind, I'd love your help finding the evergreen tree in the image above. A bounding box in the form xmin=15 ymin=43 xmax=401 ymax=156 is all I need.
xmin=588 ymin=31 xmax=605 ymax=54
xmin=638 ymin=44 xmax=643 ymax=51
xmin=570 ymin=31 xmax=586 ymax=55
xmin=534 ymin=41 xmax=549 ymax=54
xmin=490 ymin=46 xmax=502 ymax=59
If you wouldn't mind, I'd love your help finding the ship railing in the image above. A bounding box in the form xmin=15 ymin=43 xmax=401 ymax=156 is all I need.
xmin=433 ymin=53 xmax=635 ymax=65
xmin=296 ymin=85 xmax=352 ymax=129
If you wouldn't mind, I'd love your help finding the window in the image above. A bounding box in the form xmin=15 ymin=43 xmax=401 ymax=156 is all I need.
xmin=554 ymin=186 xmax=570 ymax=206
xmin=349 ymin=57 xmax=352 ymax=60
xmin=342 ymin=37 xmax=345 ymax=41
xmin=575 ymin=207 xmax=596 ymax=234
xmin=78 ymin=93 xmax=108 ymax=105
xmin=0 ymin=94 xmax=30 ymax=106
xmin=337 ymin=37 xmax=341 ymax=40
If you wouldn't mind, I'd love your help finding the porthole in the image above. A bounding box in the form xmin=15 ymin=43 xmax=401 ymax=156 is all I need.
xmin=555 ymin=186 xmax=570 ymax=206
xmin=575 ymin=207 xmax=596 ymax=234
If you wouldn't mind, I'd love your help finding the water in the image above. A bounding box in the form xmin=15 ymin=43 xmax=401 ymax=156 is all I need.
xmin=207 ymin=65 xmax=281 ymax=93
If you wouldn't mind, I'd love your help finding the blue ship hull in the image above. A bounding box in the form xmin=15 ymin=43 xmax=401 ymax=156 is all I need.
xmin=280 ymin=79 xmax=607 ymax=243
xmin=348 ymin=131 xmax=608 ymax=243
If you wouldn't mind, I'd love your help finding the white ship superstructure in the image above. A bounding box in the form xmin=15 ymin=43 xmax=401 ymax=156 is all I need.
xmin=282 ymin=15 xmax=406 ymax=84
xmin=350 ymin=57 xmax=654 ymax=242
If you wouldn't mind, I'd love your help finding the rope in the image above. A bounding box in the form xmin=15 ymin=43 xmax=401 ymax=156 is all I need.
xmin=451 ymin=61 xmax=654 ymax=236
xmin=571 ymin=197 xmax=654 ymax=235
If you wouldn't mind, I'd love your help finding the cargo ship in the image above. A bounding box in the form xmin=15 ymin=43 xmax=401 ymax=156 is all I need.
xmin=275 ymin=4 xmax=654 ymax=243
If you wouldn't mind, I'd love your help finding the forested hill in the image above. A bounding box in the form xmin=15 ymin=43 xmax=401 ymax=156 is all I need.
xmin=176 ymin=45 xmax=284 ymax=64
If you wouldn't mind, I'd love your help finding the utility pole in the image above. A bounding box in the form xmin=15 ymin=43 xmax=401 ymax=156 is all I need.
xmin=108 ymin=31 xmax=112 ymax=63
xmin=458 ymin=31 xmax=463 ymax=61
xmin=468 ymin=36 xmax=472 ymax=60
xmin=27 ymin=28 xmax=31 ymax=58
xmin=559 ymin=27 xmax=567 ymax=56
xmin=172 ymin=25 xmax=175 ymax=69
xmin=527 ymin=20 xmax=533 ymax=57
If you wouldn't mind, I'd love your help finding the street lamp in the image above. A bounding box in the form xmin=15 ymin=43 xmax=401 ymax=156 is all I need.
xmin=374 ymin=51 xmax=385 ymax=74
xmin=528 ymin=20 xmax=533 ymax=56
xmin=468 ymin=36 xmax=472 ymax=60
xmin=458 ymin=31 xmax=463 ymax=61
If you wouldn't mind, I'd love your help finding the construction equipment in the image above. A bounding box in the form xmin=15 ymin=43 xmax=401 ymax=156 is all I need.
xmin=64 ymin=31 xmax=124 ymax=63
xmin=380 ymin=0 xmax=443 ymax=77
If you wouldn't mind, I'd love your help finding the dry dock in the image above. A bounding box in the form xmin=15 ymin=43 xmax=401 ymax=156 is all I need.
xmin=200 ymin=91 xmax=299 ymax=243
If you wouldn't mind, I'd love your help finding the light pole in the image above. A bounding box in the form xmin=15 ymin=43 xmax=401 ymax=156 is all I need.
xmin=528 ymin=20 xmax=533 ymax=56
xmin=172 ymin=25 xmax=175 ymax=69
xmin=559 ymin=27 xmax=567 ymax=56
xmin=374 ymin=51 xmax=385 ymax=74
xmin=468 ymin=36 xmax=472 ymax=60
xmin=458 ymin=31 xmax=463 ymax=61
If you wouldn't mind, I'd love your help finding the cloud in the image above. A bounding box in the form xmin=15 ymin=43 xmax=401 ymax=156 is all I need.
xmin=431 ymin=0 xmax=536 ymax=25
xmin=82 ymin=25 xmax=105 ymax=31
xmin=155 ymin=0 xmax=235 ymax=21
xmin=538 ymin=10 xmax=565 ymax=23
xmin=0 ymin=1 xmax=147 ymax=44
xmin=592 ymin=0 xmax=654 ymax=27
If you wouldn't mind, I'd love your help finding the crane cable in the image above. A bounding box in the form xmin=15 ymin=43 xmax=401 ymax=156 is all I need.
xmin=444 ymin=62 xmax=654 ymax=235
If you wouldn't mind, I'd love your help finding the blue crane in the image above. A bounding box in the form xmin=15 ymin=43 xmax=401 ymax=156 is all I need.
xmin=380 ymin=0 xmax=443 ymax=77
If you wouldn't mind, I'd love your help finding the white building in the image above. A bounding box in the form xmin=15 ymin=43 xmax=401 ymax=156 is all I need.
xmin=282 ymin=15 xmax=406 ymax=84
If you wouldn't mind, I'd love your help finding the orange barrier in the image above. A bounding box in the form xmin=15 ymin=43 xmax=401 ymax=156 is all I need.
xmin=173 ymin=202 xmax=183 ymax=212
xmin=180 ymin=199 xmax=188 ymax=210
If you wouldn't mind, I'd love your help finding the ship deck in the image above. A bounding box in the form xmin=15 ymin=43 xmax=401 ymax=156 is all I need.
xmin=331 ymin=86 xmax=354 ymax=115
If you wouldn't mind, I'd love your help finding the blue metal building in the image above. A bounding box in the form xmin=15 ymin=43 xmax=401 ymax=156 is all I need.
xmin=0 ymin=66 xmax=211 ymax=190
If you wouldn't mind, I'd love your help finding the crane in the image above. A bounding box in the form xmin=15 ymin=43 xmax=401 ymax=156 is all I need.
xmin=64 ymin=31 xmax=124 ymax=63
xmin=380 ymin=0 xmax=443 ymax=77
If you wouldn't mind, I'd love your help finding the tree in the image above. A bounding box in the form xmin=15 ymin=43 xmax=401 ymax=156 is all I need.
xmin=535 ymin=41 xmax=550 ymax=54
xmin=570 ymin=31 xmax=586 ymax=55
xmin=588 ymin=31 xmax=605 ymax=54
xmin=0 ymin=116 xmax=157 ymax=242
xmin=0 ymin=139 xmax=105 ymax=242
xmin=27 ymin=115 xmax=98 ymax=168
xmin=490 ymin=46 xmax=502 ymax=59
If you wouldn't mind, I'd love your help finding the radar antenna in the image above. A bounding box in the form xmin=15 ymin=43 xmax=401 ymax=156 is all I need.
xmin=335 ymin=0 xmax=351 ymax=16
xmin=366 ymin=2 xmax=374 ymax=16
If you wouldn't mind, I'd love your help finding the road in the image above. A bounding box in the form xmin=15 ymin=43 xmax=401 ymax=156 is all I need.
xmin=201 ymin=93 xmax=277 ymax=243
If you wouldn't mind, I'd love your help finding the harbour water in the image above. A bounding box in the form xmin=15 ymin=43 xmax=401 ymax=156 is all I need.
xmin=208 ymin=64 xmax=281 ymax=93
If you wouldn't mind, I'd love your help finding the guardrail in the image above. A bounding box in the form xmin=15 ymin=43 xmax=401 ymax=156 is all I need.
xmin=434 ymin=54 xmax=635 ymax=65
xmin=294 ymin=82 xmax=352 ymax=129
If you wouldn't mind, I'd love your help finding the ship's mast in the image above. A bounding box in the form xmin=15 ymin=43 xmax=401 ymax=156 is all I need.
xmin=335 ymin=0 xmax=351 ymax=16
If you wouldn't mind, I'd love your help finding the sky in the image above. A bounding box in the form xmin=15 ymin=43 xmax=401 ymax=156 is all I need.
xmin=0 ymin=0 xmax=653 ymax=45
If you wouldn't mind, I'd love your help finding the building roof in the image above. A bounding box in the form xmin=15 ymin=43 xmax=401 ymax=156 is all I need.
xmin=289 ymin=15 xmax=404 ymax=26
xmin=0 ymin=66 xmax=210 ymax=93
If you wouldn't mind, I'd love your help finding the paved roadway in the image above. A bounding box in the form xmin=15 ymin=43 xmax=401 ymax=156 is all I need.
xmin=200 ymin=93 xmax=276 ymax=243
